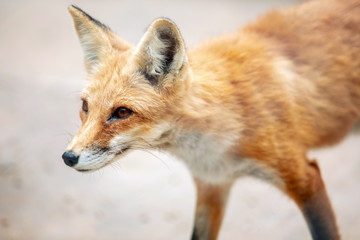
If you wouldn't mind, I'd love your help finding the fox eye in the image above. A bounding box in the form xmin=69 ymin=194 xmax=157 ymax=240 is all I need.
xmin=82 ymin=100 xmax=88 ymax=113
xmin=111 ymin=107 xmax=133 ymax=120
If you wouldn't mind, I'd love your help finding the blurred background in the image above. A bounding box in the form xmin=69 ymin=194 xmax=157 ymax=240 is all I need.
xmin=0 ymin=0 xmax=359 ymax=239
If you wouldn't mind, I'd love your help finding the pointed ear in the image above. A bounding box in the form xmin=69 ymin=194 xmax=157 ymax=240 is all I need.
xmin=135 ymin=18 xmax=187 ymax=87
xmin=68 ymin=5 xmax=131 ymax=73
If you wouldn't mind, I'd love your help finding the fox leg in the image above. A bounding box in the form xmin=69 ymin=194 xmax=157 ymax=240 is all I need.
xmin=191 ymin=178 xmax=232 ymax=240
xmin=283 ymin=160 xmax=340 ymax=240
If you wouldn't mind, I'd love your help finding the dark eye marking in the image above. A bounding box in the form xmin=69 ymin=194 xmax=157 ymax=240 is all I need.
xmin=82 ymin=100 xmax=88 ymax=113
xmin=108 ymin=107 xmax=133 ymax=121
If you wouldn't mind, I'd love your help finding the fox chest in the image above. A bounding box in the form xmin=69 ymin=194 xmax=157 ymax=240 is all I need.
xmin=170 ymin=132 xmax=283 ymax=187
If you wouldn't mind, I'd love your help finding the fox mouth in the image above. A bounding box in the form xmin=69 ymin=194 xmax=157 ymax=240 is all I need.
xmin=114 ymin=146 xmax=130 ymax=156
xmin=77 ymin=169 xmax=93 ymax=172
xmin=76 ymin=146 xmax=130 ymax=172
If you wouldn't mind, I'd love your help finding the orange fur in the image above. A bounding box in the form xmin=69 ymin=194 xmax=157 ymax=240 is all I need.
xmin=64 ymin=1 xmax=360 ymax=239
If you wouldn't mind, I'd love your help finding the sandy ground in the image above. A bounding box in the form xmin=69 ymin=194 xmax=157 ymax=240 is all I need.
xmin=0 ymin=0 xmax=359 ymax=239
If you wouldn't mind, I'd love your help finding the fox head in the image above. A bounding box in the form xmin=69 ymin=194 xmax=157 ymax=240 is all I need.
xmin=62 ymin=6 xmax=189 ymax=172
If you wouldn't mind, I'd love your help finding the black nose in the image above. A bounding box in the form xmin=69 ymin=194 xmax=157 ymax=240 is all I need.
xmin=62 ymin=151 xmax=79 ymax=167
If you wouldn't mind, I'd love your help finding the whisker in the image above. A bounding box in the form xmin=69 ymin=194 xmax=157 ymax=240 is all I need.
xmin=96 ymin=167 xmax=105 ymax=178
xmin=143 ymin=149 xmax=172 ymax=171
xmin=55 ymin=130 xmax=74 ymax=143
xmin=54 ymin=131 xmax=73 ymax=138
xmin=128 ymin=144 xmax=172 ymax=172
xmin=111 ymin=161 xmax=123 ymax=173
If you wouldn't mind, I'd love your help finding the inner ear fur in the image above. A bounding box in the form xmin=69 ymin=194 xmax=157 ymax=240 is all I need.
xmin=135 ymin=18 xmax=187 ymax=86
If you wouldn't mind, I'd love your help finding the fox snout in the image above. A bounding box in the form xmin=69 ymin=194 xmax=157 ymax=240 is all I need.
xmin=62 ymin=145 xmax=129 ymax=172
xmin=63 ymin=147 xmax=124 ymax=173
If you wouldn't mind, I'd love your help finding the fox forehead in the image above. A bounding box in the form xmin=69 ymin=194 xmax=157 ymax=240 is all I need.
xmin=80 ymin=50 xmax=165 ymax=118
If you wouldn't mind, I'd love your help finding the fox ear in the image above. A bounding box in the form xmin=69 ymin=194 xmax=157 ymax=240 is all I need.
xmin=68 ymin=6 xmax=131 ymax=73
xmin=135 ymin=18 xmax=187 ymax=87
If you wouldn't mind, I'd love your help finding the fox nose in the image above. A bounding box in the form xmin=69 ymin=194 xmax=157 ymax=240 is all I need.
xmin=62 ymin=151 xmax=79 ymax=167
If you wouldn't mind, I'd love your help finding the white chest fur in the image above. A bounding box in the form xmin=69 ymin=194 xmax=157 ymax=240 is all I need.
xmin=170 ymin=131 xmax=284 ymax=188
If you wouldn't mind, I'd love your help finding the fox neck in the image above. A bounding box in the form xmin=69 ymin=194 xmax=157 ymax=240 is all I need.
xmin=158 ymin=67 xmax=240 ymax=162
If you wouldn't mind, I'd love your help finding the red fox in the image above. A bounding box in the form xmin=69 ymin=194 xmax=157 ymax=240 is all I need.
xmin=63 ymin=1 xmax=360 ymax=239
